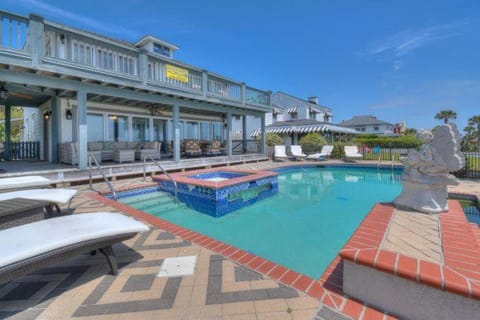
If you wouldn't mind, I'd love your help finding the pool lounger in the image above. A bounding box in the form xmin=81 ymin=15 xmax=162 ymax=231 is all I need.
xmin=0 ymin=188 xmax=78 ymax=214
xmin=0 ymin=212 xmax=149 ymax=284
xmin=0 ymin=176 xmax=52 ymax=191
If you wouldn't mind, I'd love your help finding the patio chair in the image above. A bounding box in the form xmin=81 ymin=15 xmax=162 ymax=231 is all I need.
xmin=0 ymin=188 xmax=77 ymax=214
xmin=274 ymin=145 xmax=288 ymax=161
xmin=184 ymin=140 xmax=202 ymax=157
xmin=290 ymin=145 xmax=307 ymax=160
xmin=307 ymin=145 xmax=334 ymax=161
xmin=344 ymin=145 xmax=363 ymax=161
xmin=0 ymin=212 xmax=149 ymax=284
xmin=0 ymin=176 xmax=52 ymax=192
xmin=205 ymin=140 xmax=222 ymax=156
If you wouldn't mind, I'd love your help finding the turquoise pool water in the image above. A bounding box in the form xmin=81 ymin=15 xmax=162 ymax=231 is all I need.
xmin=121 ymin=166 xmax=402 ymax=278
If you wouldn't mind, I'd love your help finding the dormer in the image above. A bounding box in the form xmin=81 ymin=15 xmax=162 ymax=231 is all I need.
xmin=135 ymin=35 xmax=179 ymax=59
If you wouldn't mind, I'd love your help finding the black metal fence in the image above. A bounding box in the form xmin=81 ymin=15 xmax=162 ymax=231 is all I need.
xmin=232 ymin=140 xmax=260 ymax=154
xmin=453 ymin=152 xmax=480 ymax=179
xmin=8 ymin=141 xmax=40 ymax=160
xmin=359 ymin=146 xmax=415 ymax=162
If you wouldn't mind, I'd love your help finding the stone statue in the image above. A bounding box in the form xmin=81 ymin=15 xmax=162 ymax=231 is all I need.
xmin=393 ymin=123 xmax=466 ymax=214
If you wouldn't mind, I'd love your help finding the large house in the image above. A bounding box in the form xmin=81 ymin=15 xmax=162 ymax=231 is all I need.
xmin=247 ymin=92 xmax=356 ymax=145
xmin=339 ymin=115 xmax=396 ymax=136
xmin=0 ymin=10 xmax=271 ymax=169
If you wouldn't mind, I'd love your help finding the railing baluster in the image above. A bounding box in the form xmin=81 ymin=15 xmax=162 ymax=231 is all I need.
xmin=8 ymin=18 xmax=12 ymax=48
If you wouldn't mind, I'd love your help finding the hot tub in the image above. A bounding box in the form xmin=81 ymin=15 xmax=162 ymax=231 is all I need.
xmin=153 ymin=168 xmax=278 ymax=217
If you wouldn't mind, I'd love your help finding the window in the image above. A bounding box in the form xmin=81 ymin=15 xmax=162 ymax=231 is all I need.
xmin=132 ymin=117 xmax=150 ymax=142
xmin=272 ymin=113 xmax=277 ymax=121
xmin=153 ymin=119 xmax=166 ymax=141
xmin=87 ymin=113 xmax=104 ymax=142
xmin=309 ymin=112 xmax=316 ymax=120
xmin=107 ymin=114 xmax=128 ymax=141
xmin=200 ymin=122 xmax=211 ymax=141
xmin=153 ymin=44 xmax=171 ymax=57
xmin=213 ymin=123 xmax=223 ymax=140
xmin=360 ymin=127 xmax=366 ymax=132
xmin=186 ymin=121 xmax=199 ymax=139
xmin=374 ymin=125 xmax=379 ymax=131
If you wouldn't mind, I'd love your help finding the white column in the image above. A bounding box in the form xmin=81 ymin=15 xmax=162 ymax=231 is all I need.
xmin=77 ymin=90 xmax=88 ymax=169
xmin=50 ymin=96 xmax=60 ymax=162
xmin=226 ymin=112 xmax=232 ymax=157
xmin=260 ymin=113 xmax=266 ymax=154
xmin=172 ymin=104 xmax=180 ymax=162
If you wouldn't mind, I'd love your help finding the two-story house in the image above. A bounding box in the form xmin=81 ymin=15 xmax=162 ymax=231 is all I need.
xmin=339 ymin=115 xmax=395 ymax=136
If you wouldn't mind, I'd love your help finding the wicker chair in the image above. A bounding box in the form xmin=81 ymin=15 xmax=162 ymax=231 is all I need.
xmin=183 ymin=140 xmax=202 ymax=157
xmin=205 ymin=140 xmax=222 ymax=156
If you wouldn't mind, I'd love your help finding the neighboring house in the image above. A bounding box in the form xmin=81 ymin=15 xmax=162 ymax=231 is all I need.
xmin=0 ymin=10 xmax=271 ymax=167
xmin=247 ymin=92 xmax=356 ymax=146
xmin=339 ymin=115 xmax=395 ymax=136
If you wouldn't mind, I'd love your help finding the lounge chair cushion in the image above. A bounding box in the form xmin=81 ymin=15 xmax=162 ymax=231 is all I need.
xmin=0 ymin=189 xmax=77 ymax=205
xmin=0 ymin=212 xmax=149 ymax=268
xmin=0 ymin=176 xmax=52 ymax=191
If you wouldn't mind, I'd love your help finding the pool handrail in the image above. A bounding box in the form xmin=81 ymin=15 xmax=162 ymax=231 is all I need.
xmin=143 ymin=154 xmax=178 ymax=204
xmin=88 ymin=153 xmax=117 ymax=200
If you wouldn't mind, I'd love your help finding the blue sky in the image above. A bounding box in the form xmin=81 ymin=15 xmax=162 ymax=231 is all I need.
xmin=4 ymin=0 xmax=480 ymax=131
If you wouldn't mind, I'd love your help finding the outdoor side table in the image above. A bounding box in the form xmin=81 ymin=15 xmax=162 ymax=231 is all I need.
xmin=0 ymin=198 xmax=52 ymax=230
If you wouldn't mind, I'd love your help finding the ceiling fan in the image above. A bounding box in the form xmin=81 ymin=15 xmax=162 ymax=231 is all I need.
xmin=0 ymin=84 xmax=33 ymax=103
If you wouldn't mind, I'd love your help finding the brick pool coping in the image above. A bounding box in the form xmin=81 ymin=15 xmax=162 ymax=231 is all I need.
xmin=152 ymin=167 xmax=277 ymax=189
xmin=339 ymin=200 xmax=480 ymax=301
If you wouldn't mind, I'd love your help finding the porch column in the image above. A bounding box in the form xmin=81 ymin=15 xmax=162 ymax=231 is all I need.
xmin=172 ymin=104 xmax=180 ymax=162
xmin=226 ymin=112 xmax=232 ymax=157
xmin=4 ymin=105 xmax=11 ymax=160
xmin=77 ymin=90 xmax=88 ymax=170
xmin=28 ymin=14 xmax=45 ymax=68
xmin=242 ymin=115 xmax=247 ymax=153
xmin=260 ymin=113 xmax=266 ymax=154
xmin=50 ymin=97 xmax=60 ymax=162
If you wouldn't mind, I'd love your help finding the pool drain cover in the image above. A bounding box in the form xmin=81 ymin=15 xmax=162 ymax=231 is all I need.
xmin=157 ymin=256 xmax=197 ymax=277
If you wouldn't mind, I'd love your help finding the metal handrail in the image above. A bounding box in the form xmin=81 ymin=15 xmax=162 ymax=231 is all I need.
xmin=143 ymin=154 xmax=178 ymax=203
xmin=88 ymin=153 xmax=117 ymax=200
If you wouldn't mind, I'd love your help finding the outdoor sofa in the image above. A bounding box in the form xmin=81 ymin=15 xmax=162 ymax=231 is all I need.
xmin=0 ymin=212 xmax=149 ymax=284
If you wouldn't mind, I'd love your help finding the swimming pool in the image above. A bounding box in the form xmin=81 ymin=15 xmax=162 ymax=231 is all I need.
xmin=119 ymin=166 xmax=402 ymax=278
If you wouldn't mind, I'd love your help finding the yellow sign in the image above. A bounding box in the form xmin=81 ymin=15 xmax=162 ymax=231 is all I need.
xmin=166 ymin=64 xmax=189 ymax=83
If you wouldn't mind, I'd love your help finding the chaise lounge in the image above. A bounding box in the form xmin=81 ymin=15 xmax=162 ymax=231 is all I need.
xmin=0 ymin=188 xmax=77 ymax=214
xmin=307 ymin=145 xmax=334 ymax=161
xmin=344 ymin=145 xmax=363 ymax=161
xmin=0 ymin=212 xmax=149 ymax=284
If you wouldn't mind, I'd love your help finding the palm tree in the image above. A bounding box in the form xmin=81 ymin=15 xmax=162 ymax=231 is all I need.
xmin=467 ymin=115 xmax=480 ymax=151
xmin=434 ymin=110 xmax=457 ymax=124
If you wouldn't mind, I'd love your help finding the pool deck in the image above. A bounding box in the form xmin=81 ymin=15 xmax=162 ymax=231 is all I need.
xmin=1 ymin=159 xmax=479 ymax=320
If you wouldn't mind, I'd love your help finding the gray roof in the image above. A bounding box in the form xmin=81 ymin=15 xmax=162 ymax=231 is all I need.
xmin=339 ymin=115 xmax=393 ymax=127
xmin=267 ymin=119 xmax=326 ymax=128
xmin=272 ymin=92 xmax=332 ymax=113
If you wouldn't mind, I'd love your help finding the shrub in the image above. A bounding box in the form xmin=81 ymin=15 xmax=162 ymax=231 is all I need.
xmin=265 ymin=133 xmax=284 ymax=146
xmin=353 ymin=134 xmax=421 ymax=148
xmin=299 ymin=133 xmax=327 ymax=153
xmin=330 ymin=142 xmax=346 ymax=159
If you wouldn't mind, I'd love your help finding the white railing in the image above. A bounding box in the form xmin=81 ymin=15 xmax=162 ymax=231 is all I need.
xmin=44 ymin=27 xmax=138 ymax=77
xmin=0 ymin=12 xmax=28 ymax=51
xmin=207 ymin=76 xmax=241 ymax=100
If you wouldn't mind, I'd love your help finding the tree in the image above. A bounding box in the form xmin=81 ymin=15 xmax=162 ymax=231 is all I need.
xmin=467 ymin=115 xmax=480 ymax=152
xmin=404 ymin=128 xmax=417 ymax=135
xmin=434 ymin=110 xmax=457 ymax=124
xmin=299 ymin=133 xmax=327 ymax=153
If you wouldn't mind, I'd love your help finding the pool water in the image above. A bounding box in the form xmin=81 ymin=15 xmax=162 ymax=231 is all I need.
xmin=120 ymin=166 xmax=402 ymax=278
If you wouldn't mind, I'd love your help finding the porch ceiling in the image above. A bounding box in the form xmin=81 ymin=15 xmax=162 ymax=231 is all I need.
xmin=0 ymin=82 xmax=51 ymax=107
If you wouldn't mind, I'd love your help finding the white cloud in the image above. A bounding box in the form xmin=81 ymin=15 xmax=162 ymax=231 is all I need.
xmin=366 ymin=20 xmax=467 ymax=70
xmin=16 ymin=0 xmax=140 ymax=39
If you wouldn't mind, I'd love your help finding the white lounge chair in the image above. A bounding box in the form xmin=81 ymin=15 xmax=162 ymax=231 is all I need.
xmin=0 ymin=212 xmax=149 ymax=284
xmin=0 ymin=188 xmax=77 ymax=214
xmin=307 ymin=145 xmax=334 ymax=161
xmin=290 ymin=145 xmax=307 ymax=160
xmin=0 ymin=176 xmax=51 ymax=192
xmin=344 ymin=146 xmax=363 ymax=161
xmin=274 ymin=145 xmax=288 ymax=161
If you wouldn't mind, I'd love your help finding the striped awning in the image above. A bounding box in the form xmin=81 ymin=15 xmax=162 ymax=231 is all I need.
xmin=250 ymin=123 xmax=357 ymax=137
xmin=272 ymin=107 xmax=283 ymax=114
xmin=287 ymin=106 xmax=298 ymax=113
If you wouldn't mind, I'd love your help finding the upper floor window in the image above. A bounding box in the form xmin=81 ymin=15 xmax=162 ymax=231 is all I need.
xmin=374 ymin=125 xmax=379 ymax=131
xmin=153 ymin=44 xmax=171 ymax=57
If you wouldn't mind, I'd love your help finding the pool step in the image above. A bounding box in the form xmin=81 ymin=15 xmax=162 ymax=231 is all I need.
xmin=146 ymin=201 xmax=187 ymax=215
xmin=121 ymin=191 xmax=172 ymax=206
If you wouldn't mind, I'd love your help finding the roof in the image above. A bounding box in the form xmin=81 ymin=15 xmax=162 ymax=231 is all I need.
xmin=339 ymin=115 xmax=393 ymax=127
xmin=272 ymin=91 xmax=332 ymax=114
xmin=249 ymin=119 xmax=357 ymax=136
xmin=134 ymin=35 xmax=179 ymax=51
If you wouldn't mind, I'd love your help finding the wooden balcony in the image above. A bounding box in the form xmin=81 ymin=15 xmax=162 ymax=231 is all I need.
xmin=0 ymin=10 xmax=271 ymax=111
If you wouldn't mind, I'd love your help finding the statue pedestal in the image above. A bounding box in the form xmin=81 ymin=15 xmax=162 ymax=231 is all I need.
xmin=393 ymin=180 xmax=448 ymax=214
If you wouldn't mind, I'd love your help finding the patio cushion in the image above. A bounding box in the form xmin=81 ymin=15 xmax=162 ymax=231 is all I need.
xmin=103 ymin=141 xmax=114 ymax=150
xmin=143 ymin=141 xmax=159 ymax=150
xmin=0 ymin=188 xmax=77 ymax=205
xmin=0 ymin=176 xmax=52 ymax=191
xmin=113 ymin=142 xmax=128 ymax=150
xmin=88 ymin=142 xmax=103 ymax=151
xmin=0 ymin=212 xmax=149 ymax=268
xmin=127 ymin=142 xmax=141 ymax=150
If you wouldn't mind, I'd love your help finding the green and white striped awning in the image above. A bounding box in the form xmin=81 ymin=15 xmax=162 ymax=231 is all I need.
xmin=250 ymin=123 xmax=356 ymax=137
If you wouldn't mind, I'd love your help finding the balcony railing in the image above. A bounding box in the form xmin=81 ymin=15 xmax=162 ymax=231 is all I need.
xmin=0 ymin=10 xmax=270 ymax=108
xmin=0 ymin=12 xmax=29 ymax=51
